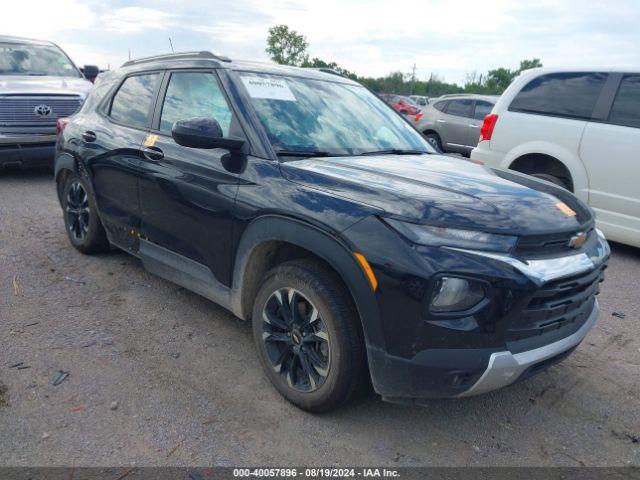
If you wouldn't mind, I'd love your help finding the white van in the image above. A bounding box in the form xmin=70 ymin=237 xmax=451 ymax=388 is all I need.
xmin=471 ymin=67 xmax=640 ymax=248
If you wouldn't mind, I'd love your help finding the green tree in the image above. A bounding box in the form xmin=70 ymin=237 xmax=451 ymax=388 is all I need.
xmin=517 ymin=58 xmax=543 ymax=74
xmin=265 ymin=25 xmax=309 ymax=66
xmin=303 ymin=57 xmax=358 ymax=80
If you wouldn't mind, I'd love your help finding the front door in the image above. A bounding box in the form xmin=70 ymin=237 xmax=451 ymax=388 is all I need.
xmin=138 ymin=70 xmax=241 ymax=287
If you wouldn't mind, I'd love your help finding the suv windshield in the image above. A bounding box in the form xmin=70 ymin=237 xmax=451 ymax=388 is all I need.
xmin=237 ymin=73 xmax=433 ymax=156
xmin=0 ymin=43 xmax=80 ymax=77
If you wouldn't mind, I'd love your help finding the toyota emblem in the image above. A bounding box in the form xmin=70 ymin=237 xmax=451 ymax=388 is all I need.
xmin=34 ymin=104 xmax=52 ymax=117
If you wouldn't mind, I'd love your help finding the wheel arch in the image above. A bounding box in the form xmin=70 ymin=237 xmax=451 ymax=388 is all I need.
xmin=54 ymin=152 xmax=78 ymax=204
xmin=502 ymin=143 xmax=589 ymax=201
xmin=230 ymin=215 xmax=383 ymax=349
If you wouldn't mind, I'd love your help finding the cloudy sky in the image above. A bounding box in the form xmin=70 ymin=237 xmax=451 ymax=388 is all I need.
xmin=2 ymin=0 xmax=638 ymax=83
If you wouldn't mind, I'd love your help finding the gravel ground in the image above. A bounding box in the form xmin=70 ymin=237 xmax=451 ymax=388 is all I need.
xmin=1 ymin=169 xmax=639 ymax=467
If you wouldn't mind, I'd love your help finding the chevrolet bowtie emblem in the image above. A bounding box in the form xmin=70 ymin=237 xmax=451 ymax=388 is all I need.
xmin=568 ymin=231 xmax=587 ymax=249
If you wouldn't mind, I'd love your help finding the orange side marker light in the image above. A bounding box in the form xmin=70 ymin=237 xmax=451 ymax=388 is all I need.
xmin=353 ymin=252 xmax=378 ymax=292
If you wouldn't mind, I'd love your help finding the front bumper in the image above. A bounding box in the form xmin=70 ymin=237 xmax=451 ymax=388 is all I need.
xmin=0 ymin=133 xmax=57 ymax=168
xmin=352 ymin=224 xmax=610 ymax=403
xmin=458 ymin=298 xmax=598 ymax=397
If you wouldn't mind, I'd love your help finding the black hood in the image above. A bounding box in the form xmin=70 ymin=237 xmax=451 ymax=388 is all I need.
xmin=281 ymin=154 xmax=592 ymax=235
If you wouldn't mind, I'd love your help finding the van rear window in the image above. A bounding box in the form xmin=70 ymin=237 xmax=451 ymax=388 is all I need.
xmin=509 ymin=72 xmax=607 ymax=120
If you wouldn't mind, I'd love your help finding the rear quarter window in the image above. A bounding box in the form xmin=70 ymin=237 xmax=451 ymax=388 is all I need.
xmin=433 ymin=100 xmax=448 ymax=112
xmin=509 ymin=72 xmax=607 ymax=120
xmin=80 ymin=78 xmax=116 ymax=113
xmin=109 ymin=73 xmax=161 ymax=129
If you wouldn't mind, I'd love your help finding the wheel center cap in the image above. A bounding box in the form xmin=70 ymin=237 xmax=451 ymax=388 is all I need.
xmin=291 ymin=331 xmax=302 ymax=345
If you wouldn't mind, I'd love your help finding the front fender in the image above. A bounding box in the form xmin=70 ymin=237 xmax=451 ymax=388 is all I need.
xmin=230 ymin=215 xmax=384 ymax=350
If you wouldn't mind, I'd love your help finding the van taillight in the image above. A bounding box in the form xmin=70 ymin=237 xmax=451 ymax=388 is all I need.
xmin=479 ymin=114 xmax=498 ymax=141
xmin=56 ymin=117 xmax=70 ymax=136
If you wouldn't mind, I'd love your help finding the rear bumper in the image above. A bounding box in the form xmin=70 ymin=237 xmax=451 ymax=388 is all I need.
xmin=470 ymin=142 xmax=505 ymax=167
xmin=0 ymin=133 xmax=56 ymax=168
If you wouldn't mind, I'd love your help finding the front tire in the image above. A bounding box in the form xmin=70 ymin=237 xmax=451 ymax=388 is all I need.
xmin=252 ymin=259 xmax=366 ymax=412
xmin=61 ymin=173 xmax=110 ymax=254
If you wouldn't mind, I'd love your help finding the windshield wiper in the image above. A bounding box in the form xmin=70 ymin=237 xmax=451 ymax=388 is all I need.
xmin=276 ymin=150 xmax=337 ymax=158
xmin=357 ymin=149 xmax=430 ymax=156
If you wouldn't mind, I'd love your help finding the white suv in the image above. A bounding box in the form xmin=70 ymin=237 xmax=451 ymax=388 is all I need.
xmin=472 ymin=67 xmax=640 ymax=248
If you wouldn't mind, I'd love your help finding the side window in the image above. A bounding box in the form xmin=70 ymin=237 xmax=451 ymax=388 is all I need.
xmin=473 ymin=101 xmax=493 ymax=120
xmin=509 ymin=72 xmax=607 ymax=119
xmin=433 ymin=100 xmax=448 ymax=112
xmin=160 ymin=72 xmax=233 ymax=135
xmin=608 ymin=75 xmax=640 ymax=129
xmin=110 ymin=73 xmax=160 ymax=129
xmin=445 ymin=99 xmax=473 ymax=117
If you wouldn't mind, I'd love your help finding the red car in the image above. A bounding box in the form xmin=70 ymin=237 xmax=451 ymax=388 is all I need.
xmin=379 ymin=94 xmax=423 ymax=122
xmin=379 ymin=93 xmax=421 ymax=115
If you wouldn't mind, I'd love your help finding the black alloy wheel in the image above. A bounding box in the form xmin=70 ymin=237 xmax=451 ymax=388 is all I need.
xmin=65 ymin=181 xmax=90 ymax=242
xmin=261 ymin=287 xmax=331 ymax=392
xmin=60 ymin=173 xmax=110 ymax=254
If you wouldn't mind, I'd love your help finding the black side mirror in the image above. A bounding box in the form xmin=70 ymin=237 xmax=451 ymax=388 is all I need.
xmin=172 ymin=117 xmax=245 ymax=151
xmin=83 ymin=65 xmax=99 ymax=81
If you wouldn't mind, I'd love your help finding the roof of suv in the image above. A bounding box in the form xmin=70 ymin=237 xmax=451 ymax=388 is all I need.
xmin=434 ymin=93 xmax=500 ymax=103
xmin=0 ymin=35 xmax=56 ymax=46
xmin=119 ymin=51 xmax=360 ymax=85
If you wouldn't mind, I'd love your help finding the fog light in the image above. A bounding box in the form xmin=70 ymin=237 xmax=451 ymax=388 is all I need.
xmin=430 ymin=277 xmax=484 ymax=313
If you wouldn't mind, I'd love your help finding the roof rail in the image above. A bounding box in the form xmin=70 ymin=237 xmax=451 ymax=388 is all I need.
xmin=438 ymin=93 xmax=477 ymax=98
xmin=122 ymin=51 xmax=231 ymax=68
xmin=313 ymin=67 xmax=344 ymax=77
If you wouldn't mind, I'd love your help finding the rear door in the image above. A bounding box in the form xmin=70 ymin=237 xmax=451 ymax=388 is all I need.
xmin=467 ymin=100 xmax=494 ymax=147
xmin=137 ymin=69 xmax=242 ymax=286
xmin=440 ymin=99 xmax=474 ymax=149
xmin=580 ymin=73 xmax=640 ymax=246
xmin=83 ymin=72 xmax=162 ymax=241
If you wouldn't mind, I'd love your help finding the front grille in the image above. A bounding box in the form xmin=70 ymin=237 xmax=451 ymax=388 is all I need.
xmin=509 ymin=263 xmax=606 ymax=339
xmin=0 ymin=95 xmax=82 ymax=126
xmin=515 ymin=227 xmax=594 ymax=256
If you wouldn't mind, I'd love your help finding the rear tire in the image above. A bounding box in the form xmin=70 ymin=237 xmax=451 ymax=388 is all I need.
xmin=531 ymin=172 xmax=570 ymax=190
xmin=425 ymin=132 xmax=443 ymax=152
xmin=61 ymin=173 xmax=110 ymax=254
xmin=252 ymin=259 xmax=367 ymax=413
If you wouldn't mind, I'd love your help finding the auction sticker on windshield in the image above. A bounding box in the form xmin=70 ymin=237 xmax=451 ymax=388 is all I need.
xmin=241 ymin=76 xmax=296 ymax=101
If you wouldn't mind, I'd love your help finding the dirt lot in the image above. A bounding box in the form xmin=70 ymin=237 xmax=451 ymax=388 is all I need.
xmin=1 ymin=169 xmax=639 ymax=467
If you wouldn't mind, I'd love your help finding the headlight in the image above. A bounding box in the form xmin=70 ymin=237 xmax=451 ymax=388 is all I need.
xmin=383 ymin=218 xmax=517 ymax=252
xmin=430 ymin=276 xmax=485 ymax=313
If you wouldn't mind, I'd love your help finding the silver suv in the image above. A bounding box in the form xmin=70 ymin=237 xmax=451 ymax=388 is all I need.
xmin=415 ymin=94 xmax=498 ymax=156
xmin=0 ymin=36 xmax=94 ymax=169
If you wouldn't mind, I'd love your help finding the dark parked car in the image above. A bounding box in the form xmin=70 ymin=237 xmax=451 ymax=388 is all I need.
xmin=55 ymin=52 xmax=610 ymax=412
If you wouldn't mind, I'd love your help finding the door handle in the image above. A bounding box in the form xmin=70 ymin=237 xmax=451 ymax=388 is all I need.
xmin=142 ymin=146 xmax=164 ymax=161
xmin=436 ymin=119 xmax=446 ymax=123
xmin=82 ymin=130 xmax=96 ymax=142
